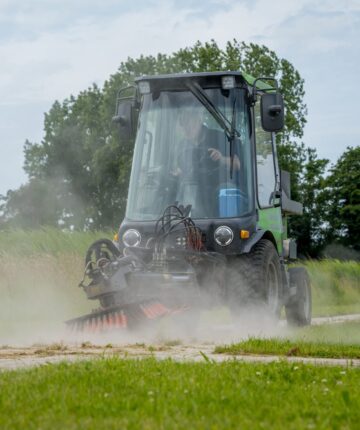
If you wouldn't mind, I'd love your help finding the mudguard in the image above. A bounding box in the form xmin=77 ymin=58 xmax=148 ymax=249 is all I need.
xmin=242 ymin=229 xmax=279 ymax=255
xmin=242 ymin=229 xmax=267 ymax=253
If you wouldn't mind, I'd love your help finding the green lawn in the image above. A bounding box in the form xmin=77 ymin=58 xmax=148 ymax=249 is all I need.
xmin=0 ymin=358 xmax=359 ymax=430
xmin=215 ymin=322 xmax=360 ymax=359
xmin=215 ymin=338 xmax=360 ymax=359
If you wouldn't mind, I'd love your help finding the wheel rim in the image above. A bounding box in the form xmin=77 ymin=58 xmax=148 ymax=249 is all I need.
xmin=267 ymin=261 xmax=280 ymax=313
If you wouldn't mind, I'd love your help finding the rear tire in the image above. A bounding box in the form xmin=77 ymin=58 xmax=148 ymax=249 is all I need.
xmin=227 ymin=239 xmax=283 ymax=318
xmin=285 ymin=267 xmax=312 ymax=326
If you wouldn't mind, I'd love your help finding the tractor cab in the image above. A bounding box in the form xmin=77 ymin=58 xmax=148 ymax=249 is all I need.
xmin=114 ymin=72 xmax=289 ymax=254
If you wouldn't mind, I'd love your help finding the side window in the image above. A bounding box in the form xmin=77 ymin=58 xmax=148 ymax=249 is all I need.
xmin=255 ymin=101 xmax=276 ymax=208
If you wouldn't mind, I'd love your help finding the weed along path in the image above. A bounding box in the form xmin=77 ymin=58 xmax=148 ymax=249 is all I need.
xmin=1 ymin=314 xmax=360 ymax=370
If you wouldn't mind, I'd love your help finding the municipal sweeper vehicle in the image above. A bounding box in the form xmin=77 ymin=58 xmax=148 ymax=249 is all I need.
xmin=67 ymin=71 xmax=311 ymax=332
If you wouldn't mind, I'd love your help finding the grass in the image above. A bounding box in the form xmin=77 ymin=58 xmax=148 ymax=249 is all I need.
xmin=215 ymin=338 xmax=360 ymax=359
xmin=0 ymin=230 xmax=358 ymax=427
xmin=215 ymin=322 xmax=360 ymax=359
xmin=0 ymin=358 xmax=359 ymax=430
xmin=303 ymin=259 xmax=360 ymax=316
xmin=0 ymin=227 xmax=109 ymax=257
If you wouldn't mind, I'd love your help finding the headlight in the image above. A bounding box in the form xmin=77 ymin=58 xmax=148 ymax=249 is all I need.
xmin=123 ymin=229 xmax=141 ymax=247
xmin=214 ymin=226 xmax=233 ymax=246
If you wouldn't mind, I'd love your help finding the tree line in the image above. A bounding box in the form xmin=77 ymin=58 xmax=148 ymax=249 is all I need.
xmin=0 ymin=40 xmax=359 ymax=257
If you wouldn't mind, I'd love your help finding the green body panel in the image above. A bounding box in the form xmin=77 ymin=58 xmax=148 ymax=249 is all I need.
xmin=242 ymin=72 xmax=274 ymax=91
xmin=258 ymin=207 xmax=284 ymax=253
xmin=282 ymin=216 xmax=288 ymax=241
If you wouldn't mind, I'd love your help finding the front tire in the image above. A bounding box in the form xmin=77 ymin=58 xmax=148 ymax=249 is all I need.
xmin=227 ymin=239 xmax=283 ymax=317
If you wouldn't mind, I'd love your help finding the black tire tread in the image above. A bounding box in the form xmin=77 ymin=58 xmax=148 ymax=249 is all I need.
xmin=227 ymin=239 xmax=282 ymax=313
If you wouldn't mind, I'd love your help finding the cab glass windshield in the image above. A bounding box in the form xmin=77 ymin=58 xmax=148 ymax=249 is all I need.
xmin=126 ymin=87 xmax=253 ymax=221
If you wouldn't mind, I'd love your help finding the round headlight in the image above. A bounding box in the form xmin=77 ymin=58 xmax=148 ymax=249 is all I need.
xmin=123 ymin=229 xmax=141 ymax=247
xmin=214 ymin=226 xmax=233 ymax=246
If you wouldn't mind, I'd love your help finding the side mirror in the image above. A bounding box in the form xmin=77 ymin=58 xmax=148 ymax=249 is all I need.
xmin=260 ymin=92 xmax=284 ymax=132
xmin=112 ymin=98 xmax=136 ymax=140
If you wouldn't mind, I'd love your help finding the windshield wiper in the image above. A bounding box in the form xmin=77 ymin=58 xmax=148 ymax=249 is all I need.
xmin=229 ymin=98 xmax=236 ymax=178
xmin=186 ymin=81 xmax=239 ymax=140
xmin=186 ymin=80 xmax=239 ymax=178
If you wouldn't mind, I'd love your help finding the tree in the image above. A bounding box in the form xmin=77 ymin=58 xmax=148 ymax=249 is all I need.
xmin=5 ymin=39 xmax=310 ymax=234
xmin=324 ymin=146 xmax=360 ymax=250
xmin=0 ymin=178 xmax=62 ymax=228
xmin=290 ymin=148 xmax=329 ymax=257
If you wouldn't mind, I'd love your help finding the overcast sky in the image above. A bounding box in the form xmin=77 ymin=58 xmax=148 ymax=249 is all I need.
xmin=0 ymin=0 xmax=359 ymax=195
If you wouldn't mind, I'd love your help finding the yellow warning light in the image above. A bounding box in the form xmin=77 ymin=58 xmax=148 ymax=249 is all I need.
xmin=240 ymin=230 xmax=250 ymax=239
xmin=113 ymin=233 xmax=119 ymax=242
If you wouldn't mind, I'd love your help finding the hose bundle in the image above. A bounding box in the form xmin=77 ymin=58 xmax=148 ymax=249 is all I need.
xmin=154 ymin=205 xmax=203 ymax=251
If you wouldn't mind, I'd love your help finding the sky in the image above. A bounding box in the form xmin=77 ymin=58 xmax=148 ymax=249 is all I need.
xmin=0 ymin=0 xmax=359 ymax=195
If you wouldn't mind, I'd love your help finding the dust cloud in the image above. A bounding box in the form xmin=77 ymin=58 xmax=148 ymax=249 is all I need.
xmin=0 ymin=240 xmax=288 ymax=349
xmin=0 ymin=253 xmax=92 ymax=346
xmin=65 ymin=305 xmax=284 ymax=347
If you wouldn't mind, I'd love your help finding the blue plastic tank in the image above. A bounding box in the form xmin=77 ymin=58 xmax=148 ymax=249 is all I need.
xmin=219 ymin=188 xmax=246 ymax=218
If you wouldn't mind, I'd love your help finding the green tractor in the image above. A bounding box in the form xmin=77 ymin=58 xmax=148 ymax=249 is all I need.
xmin=68 ymin=71 xmax=311 ymax=332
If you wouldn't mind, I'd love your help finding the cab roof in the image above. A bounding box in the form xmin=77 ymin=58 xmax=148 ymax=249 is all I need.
xmin=135 ymin=71 xmax=273 ymax=91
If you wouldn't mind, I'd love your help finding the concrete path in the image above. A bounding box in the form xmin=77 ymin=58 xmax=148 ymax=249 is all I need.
xmin=0 ymin=343 xmax=359 ymax=370
xmin=1 ymin=313 xmax=359 ymax=371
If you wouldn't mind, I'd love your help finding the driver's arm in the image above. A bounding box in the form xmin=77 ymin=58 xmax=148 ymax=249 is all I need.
xmin=208 ymin=148 xmax=241 ymax=171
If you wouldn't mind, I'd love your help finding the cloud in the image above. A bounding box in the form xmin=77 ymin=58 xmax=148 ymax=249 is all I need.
xmin=5 ymin=0 xmax=357 ymax=106
xmin=269 ymin=5 xmax=360 ymax=54
xmin=0 ymin=0 xmax=359 ymax=193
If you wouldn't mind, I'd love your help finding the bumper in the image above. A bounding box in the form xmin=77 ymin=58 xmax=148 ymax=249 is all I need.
xmin=83 ymin=266 xmax=201 ymax=308
xmin=126 ymin=271 xmax=201 ymax=307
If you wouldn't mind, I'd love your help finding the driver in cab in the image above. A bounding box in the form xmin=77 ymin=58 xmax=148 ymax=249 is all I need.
xmin=169 ymin=105 xmax=241 ymax=218
xmin=172 ymin=106 xmax=240 ymax=178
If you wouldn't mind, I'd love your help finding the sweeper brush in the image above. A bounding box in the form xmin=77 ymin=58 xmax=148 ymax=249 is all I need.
xmin=66 ymin=302 xmax=185 ymax=333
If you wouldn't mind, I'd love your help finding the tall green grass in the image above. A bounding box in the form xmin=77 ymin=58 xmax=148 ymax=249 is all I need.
xmin=303 ymin=260 xmax=360 ymax=316
xmin=0 ymin=228 xmax=111 ymax=343
xmin=0 ymin=227 xmax=112 ymax=257
xmin=0 ymin=253 xmax=94 ymax=343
